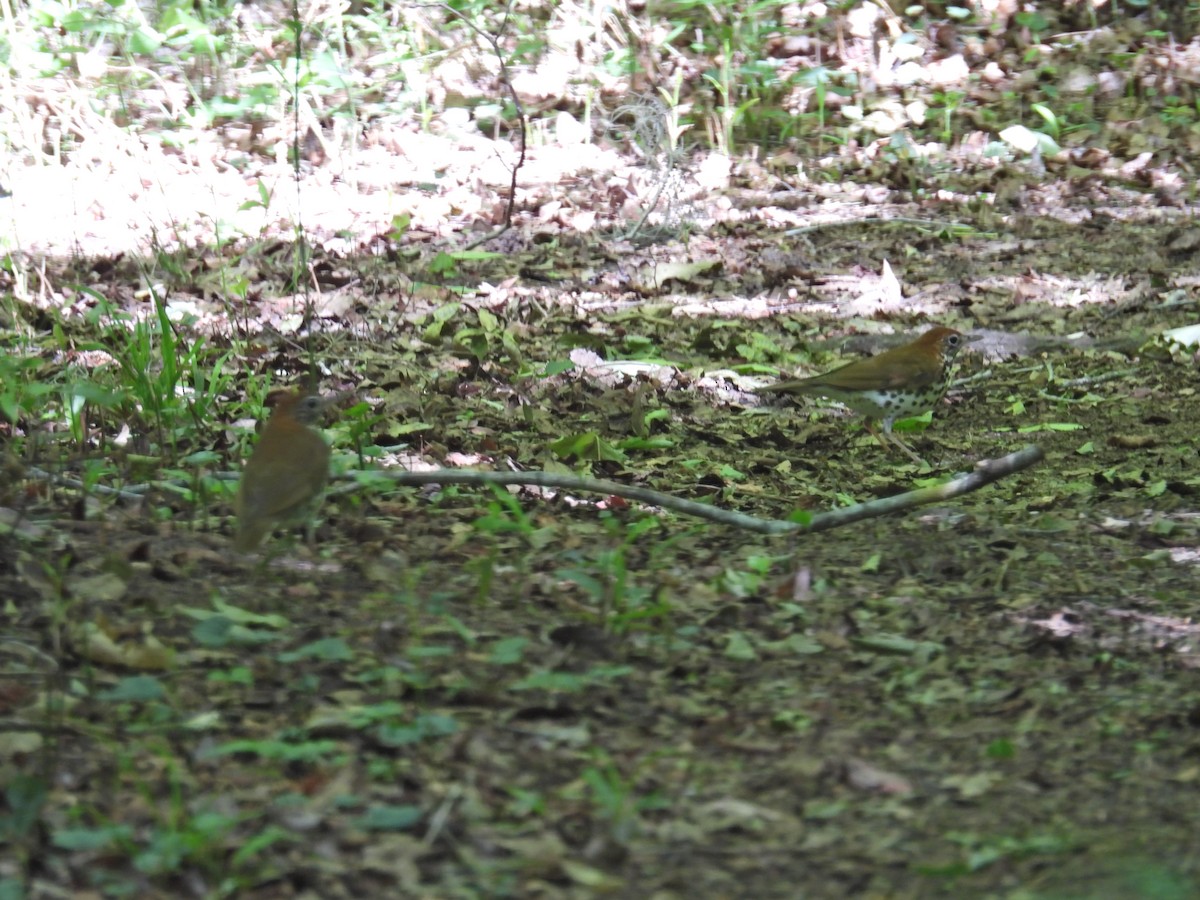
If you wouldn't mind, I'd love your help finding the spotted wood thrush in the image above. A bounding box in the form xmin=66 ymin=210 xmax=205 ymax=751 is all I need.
xmin=756 ymin=326 xmax=978 ymax=463
xmin=234 ymin=389 xmax=331 ymax=552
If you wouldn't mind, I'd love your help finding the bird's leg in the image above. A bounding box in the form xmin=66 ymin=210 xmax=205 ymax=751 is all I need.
xmin=887 ymin=431 xmax=929 ymax=467
xmin=875 ymin=421 xmax=929 ymax=466
xmin=862 ymin=419 xmax=893 ymax=452
xmin=303 ymin=500 xmax=323 ymax=549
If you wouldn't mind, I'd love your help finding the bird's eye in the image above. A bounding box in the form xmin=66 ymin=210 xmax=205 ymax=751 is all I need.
xmin=948 ymin=335 xmax=960 ymax=346
xmin=295 ymin=397 xmax=323 ymax=419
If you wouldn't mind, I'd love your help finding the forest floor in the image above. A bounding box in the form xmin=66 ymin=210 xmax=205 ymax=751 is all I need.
xmin=6 ymin=171 xmax=1200 ymax=898
xmin=4 ymin=6 xmax=1200 ymax=898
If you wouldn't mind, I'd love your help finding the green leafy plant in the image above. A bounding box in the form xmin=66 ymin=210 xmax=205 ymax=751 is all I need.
xmin=576 ymin=754 xmax=669 ymax=847
xmin=509 ymin=664 xmax=633 ymax=693
xmin=931 ymin=90 xmax=965 ymax=144
xmin=1014 ymin=10 xmax=1049 ymax=44
xmin=0 ymin=354 xmax=56 ymax=428
xmin=554 ymin=515 xmax=668 ymax=632
xmin=922 ymin=830 xmax=1072 ymax=876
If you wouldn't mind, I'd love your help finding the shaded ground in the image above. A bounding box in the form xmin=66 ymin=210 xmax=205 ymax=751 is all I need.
xmin=4 ymin=206 xmax=1200 ymax=898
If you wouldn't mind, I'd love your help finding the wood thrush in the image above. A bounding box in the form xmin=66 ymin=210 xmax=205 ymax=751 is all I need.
xmin=234 ymin=389 xmax=331 ymax=552
xmin=756 ymin=326 xmax=978 ymax=463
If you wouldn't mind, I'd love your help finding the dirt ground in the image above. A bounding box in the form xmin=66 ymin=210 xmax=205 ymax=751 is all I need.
xmin=5 ymin=193 xmax=1200 ymax=899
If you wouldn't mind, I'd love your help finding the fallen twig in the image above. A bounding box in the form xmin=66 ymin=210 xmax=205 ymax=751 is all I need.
xmin=345 ymin=444 xmax=1045 ymax=535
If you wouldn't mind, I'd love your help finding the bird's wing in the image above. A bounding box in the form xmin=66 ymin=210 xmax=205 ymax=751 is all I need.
xmin=813 ymin=351 xmax=938 ymax=391
xmin=237 ymin=438 xmax=329 ymax=518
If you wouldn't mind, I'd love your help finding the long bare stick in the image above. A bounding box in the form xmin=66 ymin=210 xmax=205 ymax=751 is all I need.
xmin=342 ymin=445 xmax=1044 ymax=536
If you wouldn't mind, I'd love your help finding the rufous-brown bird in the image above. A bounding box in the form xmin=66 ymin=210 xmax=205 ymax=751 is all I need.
xmin=755 ymin=326 xmax=979 ymax=463
xmin=234 ymin=389 xmax=331 ymax=552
